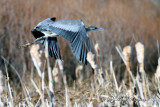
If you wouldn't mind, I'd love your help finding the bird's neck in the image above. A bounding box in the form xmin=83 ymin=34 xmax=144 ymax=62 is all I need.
xmin=86 ymin=27 xmax=92 ymax=32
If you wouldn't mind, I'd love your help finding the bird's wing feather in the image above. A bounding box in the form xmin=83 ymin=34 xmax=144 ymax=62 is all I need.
xmin=40 ymin=37 xmax=61 ymax=59
xmin=43 ymin=19 xmax=91 ymax=64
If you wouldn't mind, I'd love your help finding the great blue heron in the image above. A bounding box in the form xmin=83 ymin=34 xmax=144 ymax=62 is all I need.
xmin=21 ymin=17 xmax=103 ymax=64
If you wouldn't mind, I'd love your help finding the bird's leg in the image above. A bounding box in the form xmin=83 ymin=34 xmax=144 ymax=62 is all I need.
xmin=20 ymin=36 xmax=48 ymax=48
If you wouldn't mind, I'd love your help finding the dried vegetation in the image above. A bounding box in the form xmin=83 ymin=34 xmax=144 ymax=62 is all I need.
xmin=0 ymin=0 xmax=160 ymax=106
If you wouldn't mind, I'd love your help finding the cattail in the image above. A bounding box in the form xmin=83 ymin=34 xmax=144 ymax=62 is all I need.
xmin=44 ymin=49 xmax=49 ymax=59
xmin=135 ymin=42 xmax=147 ymax=100
xmin=30 ymin=44 xmax=42 ymax=67
xmin=155 ymin=57 xmax=160 ymax=79
xmin=87 ymin=52 xmax=97 ymax=69
xmin=95 ymin=43 xmax=100 ymax=57
xmin=95 ymin=43 xmax=102 ymax=68
xmin=75 ymin=65 xmax=83 ymax=78
xmin=52 ymin=67 xmax=59 ymax=83
xmin=135 ymin=42 xmax=144 ymax=72
xmin=57 ymin=59 xmax=63 ymax=71
xmin=123 ymin=46 xmax=132 ymax=97
xmin=30 ymin=44 xmax=42 ymax=77
xmin=123 ymin=46 xmax=131 ymax=71
xmin=75 ymin=65 xmax=83 ymax=83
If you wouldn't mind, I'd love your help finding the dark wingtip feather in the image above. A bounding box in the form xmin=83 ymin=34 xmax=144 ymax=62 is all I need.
xmin=50 ymin=17 xmax=56 ymax=21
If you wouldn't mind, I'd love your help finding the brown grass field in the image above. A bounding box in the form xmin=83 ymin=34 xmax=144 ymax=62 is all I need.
xmin=0 ymin=0 xmax=160 ymax=106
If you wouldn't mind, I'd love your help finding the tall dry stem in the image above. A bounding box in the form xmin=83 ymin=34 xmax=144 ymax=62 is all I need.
xmin=44 ymin=39 xmax=56 ymax=107
xmin=155 ymin=57 xmax=160 ymax=79
xmin=155 ymin=57 xmax=160 ymax=89
xmin=30 ymin=44 xmax=42 ymax=77
xmin=0 ymin=70 xmax=4 ymax=94
xmin=116 ymin=46 xmax=135 ymax=85
xmin=135 ymin=42 xmax=147 ymax=101
xmin=123 ymin=46 xmax=132 ymax=97
xmin=110 ymin=61 xmax=119 ymax=92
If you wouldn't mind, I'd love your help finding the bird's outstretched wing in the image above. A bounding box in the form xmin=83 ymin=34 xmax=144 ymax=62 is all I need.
xmin=32 ymin=17 xmax=61 ymax=60
xmin=44 ymin=19 xmax=91 ymax=64
xmin=40 ymin=37 xmax=61 ymax=59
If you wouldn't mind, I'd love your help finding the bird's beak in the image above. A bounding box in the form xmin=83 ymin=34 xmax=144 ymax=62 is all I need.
xmin=97 ymin=28 xmax=104 ymax=30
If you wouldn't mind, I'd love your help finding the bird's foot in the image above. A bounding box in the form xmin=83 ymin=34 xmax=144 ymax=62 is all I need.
xmin=19 ymin=43 xmax=31 ymax=48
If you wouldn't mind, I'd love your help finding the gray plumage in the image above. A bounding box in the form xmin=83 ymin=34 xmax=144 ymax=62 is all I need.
xmin=31 ymin=17 xmax=103 ymax=64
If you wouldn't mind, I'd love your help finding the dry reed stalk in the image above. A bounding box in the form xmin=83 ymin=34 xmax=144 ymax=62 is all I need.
xmin=63 ymin=74 xmax=71 ymax=107
xmin=31 ymin=79 xmax=42 ymax=99
xmin=0 ymin=70 xmax=4 ymax=95
xmin=116 ymin=45 xmax=138 ymax=106
xmin=145 ymin=76 xmax=151 ymax=97
xmin=94 ymin=44 xmax=105 ymax=80
xmin=116 ymin=46 xmax=135 ymax=85
xmin=56 ymin=59 xmax=64 ymax=87
xmin=54 ymin=57 xmax=71 ymax=107
xmin=155 ymin=57 xmax=160 ymax=79
xmin=122 ymin=46 xmax=132 ymax=99
xmin=110 ymin=61 xmax=119 ymax=92
xmin=155 ymin=57 xmax=160 ymax=89
xmin=0 ymin=70 xmax=4 ymax=107
xmin=44 ymin=39 xmax=56 ymax=107
xmin=5 ymin=68 xmax=14 ymax=106
xmin=135 ymin=79 xmax=144 ymax=100
xmin=105 ymin=69 xmax=109 ymax=81
xmin=30 ymin=44 xmax=42 ymax=77
xmin=41 ymin=72 xmax=45 ymax=107
xmin=135 ymin=42 xmax=147 ymax=101
xmin=2 ymin=56 xmax=28 ymax=98
xmin=87 ymin=102 xmax=93 ymax=107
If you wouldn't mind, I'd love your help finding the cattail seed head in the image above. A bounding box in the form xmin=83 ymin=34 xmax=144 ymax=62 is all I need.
xmin=95 ymin=43 xmax=100 ymax=56
xmin=30 ymin=44 xmax=42 ymax=67
xmin=76 ymin=65 xmax=83 ymax=79
xmin=123 ymin=46 xmax=131 ymax=70
xmin=57 ymin=59 xmax=63 ymax=71
xmin=135 ymin=42 xmax=145 ymax=72
xmin=87 ymin=52 xmax=97 ymax=69
xmin=52 ymin=67 xmax=59 ymax=83
xmin=30 ymin=44 xmax=42 ymax=77
xmin=135 ymin=42 xmax=144 ymax=64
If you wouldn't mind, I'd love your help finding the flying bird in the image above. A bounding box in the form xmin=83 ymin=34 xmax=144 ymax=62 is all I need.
xmin=21 ymin=17 xmax=103 ymax=64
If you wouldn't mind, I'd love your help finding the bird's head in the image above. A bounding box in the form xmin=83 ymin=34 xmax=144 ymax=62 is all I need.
xmin=86 ymin=26 xmax=103 ymax=32
xmin=31 ymin=17 xmax=56 ymax=38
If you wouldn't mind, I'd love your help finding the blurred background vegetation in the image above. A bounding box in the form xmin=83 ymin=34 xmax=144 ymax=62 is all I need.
xmin=0 ymin=0 xmax=160 ymax=88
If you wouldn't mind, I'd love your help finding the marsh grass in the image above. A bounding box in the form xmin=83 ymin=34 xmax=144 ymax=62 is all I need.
xmin=1 ymin=42 xmax=160 ymax=106
xmin=0 ymin=0 xmax=160 ymax=106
